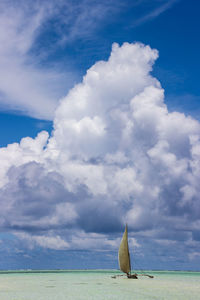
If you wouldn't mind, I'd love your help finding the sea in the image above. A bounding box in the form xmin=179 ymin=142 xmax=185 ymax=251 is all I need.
xmin=0 ymin=270 xmax=199 ymax=300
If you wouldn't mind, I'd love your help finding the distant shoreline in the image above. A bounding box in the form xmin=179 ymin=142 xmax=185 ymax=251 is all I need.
xmin=0 ymin=269 xmax=200 ymax=274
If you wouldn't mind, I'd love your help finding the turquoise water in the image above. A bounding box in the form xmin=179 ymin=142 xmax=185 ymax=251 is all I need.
xmin=0 ymin=270 xmax=199 ymax=300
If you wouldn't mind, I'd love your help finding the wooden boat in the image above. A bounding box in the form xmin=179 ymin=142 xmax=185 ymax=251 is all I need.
xmin=118 ymin=224 xmax=138 ymax=279
xmin=118 ymin=225 xmax=153 ymax=279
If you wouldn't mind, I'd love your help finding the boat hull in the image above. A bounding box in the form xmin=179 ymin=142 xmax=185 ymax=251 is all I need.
xmin=127 ymin=274 xmax=138 ymax=279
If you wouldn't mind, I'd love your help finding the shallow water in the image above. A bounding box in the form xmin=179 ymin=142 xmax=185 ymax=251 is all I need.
xmin=0 ymin=270 xmax=199 ymax=300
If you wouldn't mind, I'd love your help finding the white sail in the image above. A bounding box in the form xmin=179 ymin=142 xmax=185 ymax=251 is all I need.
xmin=118 ymin=225 xmax=131 ymax=274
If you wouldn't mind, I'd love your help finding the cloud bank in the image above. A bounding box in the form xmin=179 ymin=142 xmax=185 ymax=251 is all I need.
xmin=0 ymin=42 xmax=200 ymax=264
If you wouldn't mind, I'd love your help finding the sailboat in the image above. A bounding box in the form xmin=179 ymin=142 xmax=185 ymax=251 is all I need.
xmin=118 ymin=224 xmax=138 ymax=279
xmin=118 ymin=225 xmax=154 ymax=279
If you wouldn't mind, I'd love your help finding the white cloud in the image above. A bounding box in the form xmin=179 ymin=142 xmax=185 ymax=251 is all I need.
xmin=16 ymin=232 xmax=69 ymax=250
xmin=0 ymin=131 xmax=48 ymax=188
xmin=188 ymin=251 xmax=200 ymax=261
xmin=0 ymin=1 xmax=68 ymax=119
xmin=50 ymin=42 xmax=159 ymax=160
xmin=0 ymin=42 xmax=200 ymax=256
xmin=131 ymin=0 xmax=179 ymax=27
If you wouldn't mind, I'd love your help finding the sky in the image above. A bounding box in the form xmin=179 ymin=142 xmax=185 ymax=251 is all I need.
xmin=0 ymin=0 xmax=200 ymax=271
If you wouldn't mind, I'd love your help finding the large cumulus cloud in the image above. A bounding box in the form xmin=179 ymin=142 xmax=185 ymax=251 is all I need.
xmin=0 ymin=42 xmax=200 ymax=262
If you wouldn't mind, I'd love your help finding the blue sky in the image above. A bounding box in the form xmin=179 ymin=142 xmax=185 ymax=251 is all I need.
xmin=0 ymin=0 xmax=200 ymax=271
xmin=1 ymin=0 xmax=200 ymax=146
